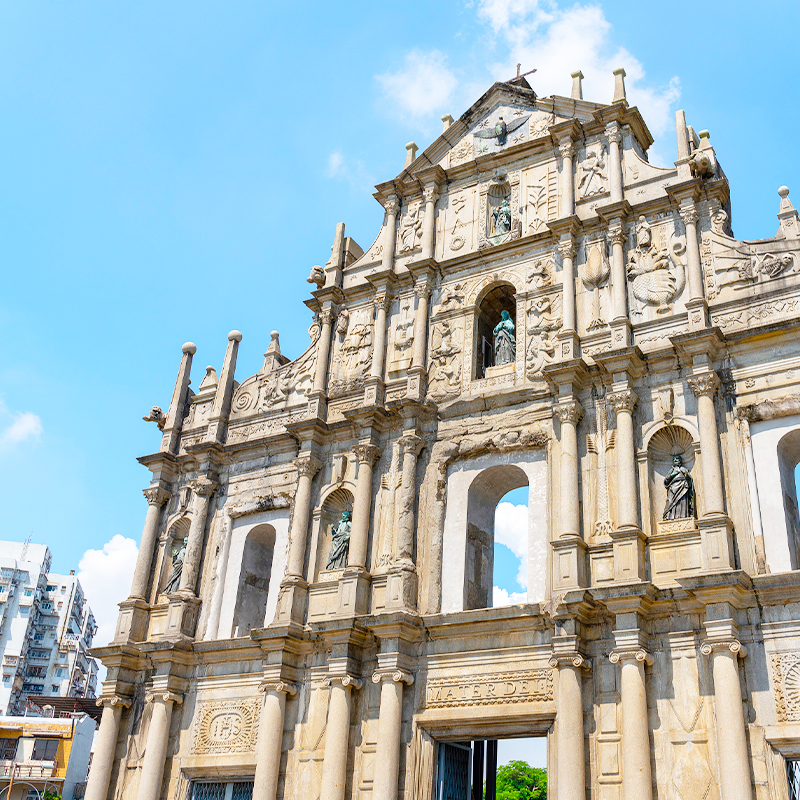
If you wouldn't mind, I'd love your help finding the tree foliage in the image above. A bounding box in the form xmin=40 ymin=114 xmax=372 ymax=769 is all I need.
xmin=493 ymin=759 xmax=547 ymax=800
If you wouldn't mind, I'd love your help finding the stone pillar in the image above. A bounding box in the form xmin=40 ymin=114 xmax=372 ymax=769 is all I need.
xmin=688 ymin=372 xmax=724 ymax=515
xmin=313 ymin=306 xmax=336 ymax=394
xmin=609 ymin=648 xmax=653 ymax=800
xmin=420 ymin=184 xmax=439 ymax=260
xmin=205 ymin=509 xmax=233 ymax=640
xmin=84 ymin=697 xmax=130 ymax=800
xmin=206 ymin=330 xmax=242 ymax=444
xmin=160 ymin=342 xmax=196 ymax=454
xmin=370 ymin=293 xmax=392 ymax=380
xmin=410 ymin=280 xmax=431 ymax=372
xmin=253 ymin=681 xmax=296 ymax=800
xmin=138 ymin=692 xmax=181 ymax=800
xmin=680 ymin=204 xmax=704 ymax=303
xmin=548 ymin=653 xmax=587 ymax=800
xmin=607 ymin=389 xmax=638 ymax=529
xmin=701 ymin=639 xmax=753 ymax=800
xmin=559 ymin=138 xmax=575 ymax=217
xmin=381 ymin=196 xmax=399 ymax=273
xmin=319 ymin=676 xmax=361 ymax=800
xmin=286 ymin=455 xmax=323 ymax=578
xmin=553 ymin=399 xmax=583 ymax=538
xmin=395 ymin=434 xmax=425 ymax=564
xmin=606 ymin=122 xmax=623 ymax=203
xmin=129 ymin=487 xmax=170 ymax=600
xmin=178 ymin=478 xmax=217 ymax=595
xmin=347 ymin=444 xmax=382 ymax=569
xmin=371 ymin=670 xmax=414 ymax=800
xmin=558 ymin=240 xmax=577 ymax=333
xmin=608 ymin=221 xmax=627 ymax=322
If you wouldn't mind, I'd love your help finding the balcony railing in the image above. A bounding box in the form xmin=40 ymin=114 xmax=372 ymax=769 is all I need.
xmin=0 ymin=760 xmax=60 ymax=779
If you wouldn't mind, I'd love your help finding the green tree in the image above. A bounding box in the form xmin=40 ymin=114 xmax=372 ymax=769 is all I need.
xmin=493 ymin=759 xmax=547 ymax=800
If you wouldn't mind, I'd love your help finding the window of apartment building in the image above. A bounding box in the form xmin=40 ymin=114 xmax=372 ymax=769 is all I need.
xmin=46 ymin=585 xmax=56 ymax=592
xmin=33 ymin=633 xmax=44 ymax=641
xmin=31 ymin=739 xmax=59 ymax=762
xmin=0 ymin=737 xmax=18 ymax=760
xmin=51 ymin=684 xmax=58 ymax=692
xmin=3 ymin=675 xmax=10 ymax=684
xmin=55 ymin=668 xmax=65 ymax=677
xmin=40 ymin=602 xmax=53 ymax=611
xmin=24 ymin=589 xmax=32 ymax=597
xmin=190 ymin=781 xmax=254 ymax=800
xmin=19 ymin=607 xmax=29 ymax=616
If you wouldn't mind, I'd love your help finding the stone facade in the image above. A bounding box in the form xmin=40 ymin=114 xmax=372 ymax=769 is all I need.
xmin=88 ymin=72 xmax=800 ymax=800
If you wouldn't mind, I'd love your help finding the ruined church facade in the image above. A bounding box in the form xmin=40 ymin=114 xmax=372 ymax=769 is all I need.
xmin=87 ymin=70 xmax=800 ymax=800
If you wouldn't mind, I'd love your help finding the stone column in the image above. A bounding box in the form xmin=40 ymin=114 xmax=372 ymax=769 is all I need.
xmin=553 ymin=400 xmax=583 ymax=538
xmin=558 ymin=240 xmax=577 ymax=333
xmin=701 ymin=639 xmax=753 ymax=800
xmin=84 ymin=697 xmax=130 ymax=800
xmin=381 ymin=196 xmax=399 ymax=273
xmin=559 ymin=138 xmax=575 ymax=217
xmin=178 ymin=478 xmax=217 ymax=595
xmin=286 ymin=455 xmax=323 ymax=578
xmin=548 ymin=654 xmax=587 ymax=800
xmin=319 ymin=676 xmax=361 ymax=800
xmin=253 ymin=681 xmax=296 ymax=800
xmin=607 ymin=389 xmax=638 ymax=529
xmin=160 ymin=342 xmax=196 ymax=454
xmin=680 ymin=204 xmax=704 ymax=303
xmin=138 ymin=692 xmax=181 ymax=800
xmin=313 ymin=307 xmax=336 ymax=394
xmin=371 ymin=670 xmax=414 ymax=800
xmin=410 ymin=280 xmax=431 ymax=372
xmin=609 ymin=649 xmax=653 ymax=800
xmin=688 ymin=372 xmax=724 ymax=516
xmin=205 ymin=509 xmax=233 ymax=640
xmin=608 ymin=221 xmax=627 ymax=322
xmin=370 ymin=293 xmax=392 ymax=380
xmin=420 ymin=184 xmax=439 ymax=260
xmin=606 ymin=122 xmax=623 ymax=203
xmin=348 ymin=444 xmax=382 ymax=569
xmin=395 ymin=434 xmax=425 ymax=564
xmin=129 ymin=487 xmax=170 ymax=600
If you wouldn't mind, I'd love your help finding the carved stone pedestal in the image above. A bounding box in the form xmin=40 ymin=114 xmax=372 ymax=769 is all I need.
xmin=556 ymin=329 xmax=580 ymax=362
xmin=363 ymin=376 xmax=385 ymax=408
xmin=686 ymin=297 xmax=709 ymax=330
xmin=697 ymin=514 xmax=736 ymax=572
xmin=384 ymin=563 xmax=418 ymax=611
xmin=610 ymin=527 xmax=647 ymax=583
xmin=273 ymin=575 xmax=308 ymax=625
xmin=405 ymin=366 xmax=426 ymax=402
xmin=551 ymin=536 xmax=588 ymax=591
xmin=609 ymin=317 xmax=631 ymax=349
xmin=306 ymin=391 xmax=328 ymax=421
xmin=113 ymin=598 xmax=149 ymax=644
xmin=336 ymin=567 xmax=371 ymax=617
xmin=164 ymin=593 xmax=201 ymax=639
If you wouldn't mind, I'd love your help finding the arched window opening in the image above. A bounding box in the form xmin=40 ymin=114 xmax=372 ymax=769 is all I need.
xmin=778 ymin=430 xmax=800 ymax=569
xmin=493 ymin=486 xmax=529 ymax=608
xmin=232 ymin=524 xmax=275 ymax=637
xmin=465 ymin=465 xmax=529 ymax=610
xmin=475 ymin=284 xmax=516 ymax=379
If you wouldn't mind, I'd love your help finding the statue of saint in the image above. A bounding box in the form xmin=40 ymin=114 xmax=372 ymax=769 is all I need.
xmin=326 ymin=511 xmax=352 ymax=571
xmin=164 ymin=536 xmax=188 ymax=593
xmin=492 ymin=199 xmax=512 ymax=235
xmin=663 ymin=455 xmax=695 ymax=520
xmin=493 ymin=310 xmax=516 ymax=366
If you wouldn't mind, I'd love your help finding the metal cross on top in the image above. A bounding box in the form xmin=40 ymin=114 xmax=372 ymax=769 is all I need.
xmin=510 ymin=63 xmax=537 ymax=82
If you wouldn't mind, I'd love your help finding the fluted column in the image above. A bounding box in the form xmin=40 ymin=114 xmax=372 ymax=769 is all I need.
xmin=558 ymin=240 xmax=577 ymax=333
xmin=420 ymin=184 xmax=439 ymax=260
xmin=286 ymin=455 xmax=322 ymax=578
xmin=178 ymin=478 xmax=217 ymax=595
xmin=610 ymin=648 xmax=653 ymax=800
xmin=348 ymin=444 xmax=382 ymax=569
xmin=608 ymin=222 xmax=627 ymax=322
xmin=138 ymin=692 xmax=181 ymax=800
xmin=319 ymin=676 xmax=361 ymax=800
xmin=559 ymin=138 xmax=575 ymax=216
xmin=129 ymin=487 xmax=170 ymax=600
xmin=410 ymin=279 xmax=431 ymax=371
xmin=553 ymin=399 xmax=583 ymax=538
xmin=607 ymin=389 xmax=639 ymax=528
xmin=396 ymin=434 xmax=425 ymax=564
xmin=688 ymin=372 xmax=724 ymax=515
xmin=549 ymin=653 xmax=587 ymax=800
xmin=381 ymin=195 xmax=399 ymax=273
xmin=372 ymin=670 xmax=414 ymax=800
xmin=701 ymin=639 xmax=753 ymax=800
xmin=84 ymin=697 xmax=130 ymax=800
xmin=253 ymin=681 xmax=296 ymax=800
xmin=680 ymin=204 xmax=704 ymax=302
xmin=313 ymin=306 xmax=336 ymax=394
xmin=606 ymin=122 xmax=623 ymax=203
xmin=370 ymin=293 xmax=392 ymax=380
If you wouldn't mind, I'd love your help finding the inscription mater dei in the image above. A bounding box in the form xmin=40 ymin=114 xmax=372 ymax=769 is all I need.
xmin=425 ymin=668 xmax=553 ymax=708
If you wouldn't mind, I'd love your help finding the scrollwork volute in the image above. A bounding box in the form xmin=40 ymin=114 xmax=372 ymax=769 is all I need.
xmin=700 ymin=639 xmax=747 ymax=658
xmin=294 ymin=454 xmax=322 ymax=478
xmin=372 ymin=669 xmax=415 ymax=685
xmin=609 ymin=648 xmax=653 ymax=665
xmin=143 ymin=486 xmax=170 ymax=507
xmin=607 ymin=389 xmax=639 ymax=415
xmin=553 ymin=400 xmax=584 ymax=426
xmin=557 ymin=241 xmax=576 ymax=261
xmin=679 ymin=206 xmax=699 ymax=228
xmin=353 ymin=443 xmax=382 ymax=466
xmin=688 ymin=372 xmax=720 ymax=398
xmin=607 ymin=223 xmax=626 ymax=247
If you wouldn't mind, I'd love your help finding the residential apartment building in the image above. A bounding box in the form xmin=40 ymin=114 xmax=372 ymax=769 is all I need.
xmin=0 ymin=541 xmax=98 ymax=715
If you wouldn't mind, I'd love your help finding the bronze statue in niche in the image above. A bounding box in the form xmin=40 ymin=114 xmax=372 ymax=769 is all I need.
xmin=326 ymin=511 xmax=352 ymax=570
xmin=663 ymin=455 xmax=695 ymax=519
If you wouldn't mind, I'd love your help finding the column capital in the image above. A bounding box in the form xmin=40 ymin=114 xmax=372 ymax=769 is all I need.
xmin=553 ymin=399 xmax=584 ymax=426
xmin=145 ymin=691 xmax=184 ymax=705
xmin=688 ymin=371 xmax=720 ymax=398
xmin=414 ymin=278 xmax=432 ymax=299
xmin=371 ymin=669 xmax=415 ymax=685
xmin=319 ymin=306 xmax=336 ymax=326
xmin=259 ymin=679 xmax=298 ymax=696
xmin=423 ymin=185 xmax=439 ymax=205
xmin=679 ymin=204 xmax=699 ymax=227
xmin=607 ymin=388 xmax=639 ymax=414
xmin=294 ymin=454 xmax=323 ymax=477
xmin=383 ymin=194 xmax=400 ymax=217
xmin=605 ymin=120 xmax=622 ymax=144
xmin=700 ymin=638 xmax=747 ymax=658
xmin=559 ymin=137 xmax=574 ymax=159
xmin=354 ymin=443 xmax=382 ymax=465
xmin=607 ymin=221 xmax=626 ymax=246
xmin=609 ymin=648 xmax=653 ymax=666
xmin=557 ymin=240 xmax=576 ymax=260
xmin=97 ymin=694 xmax=132 ymax=709
xmin=190 ymin=477 xmax=218 ymax=498
xmin=548 ymin=652 xmax=591 ymax=671
xmin=143 ymin=486 xmax=170 ymax=507
xmin=399 ymin=433 xmax=425 ymax=457
xmin=374 ymin=292 xmax=392 ymax=312
xmin=324 ymin=674 xmax=364 ymax=690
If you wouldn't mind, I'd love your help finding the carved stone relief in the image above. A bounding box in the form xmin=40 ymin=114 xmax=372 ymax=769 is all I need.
xmin=582 ymin=242 xmax=610 ymax=330
xmin=389 ymin=297 xmax=415 ymax=371
xmin=397 ymin=202 xmax=423 ymax=253
xmin=479 ymin=170 xmax=522 ymax=249
xmin=428 ymin=319 xmax=463 ymax=399
xmin=425 ymin=668 xmax=552 ymax=708
xmin=525 ymin=163 xmax=557 ymax=235
xmin=528 ymin=109 xmax=556 ymax=139
xmin=772 ymin=652 xmax=800 ymax=721
xmin=192 ymin=698 xmax=260 ymax=754
xmin=447 ymin=191 xmax=473 ymax=252
xmin=472 ymin=107 xmax=531 ymax=157
xmin=435 ymin=281 xmax=466 ymax=313
xmin=525 ymin=294 xmax=561 ymax=379
xmin=588 ymin=390 xmax=615 ymax=538
xmin=329 ymin=305 xmax=373 ymax=396
xmin=577 ymin=143 xmax=608 ymax=199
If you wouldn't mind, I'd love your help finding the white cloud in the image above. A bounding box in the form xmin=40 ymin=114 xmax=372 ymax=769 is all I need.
xmin=78 ymin=534 xmax=138 ymax=652
xmin=324 ymin=149 xmax=375 ymax=194
xmin=326 ymin=150 xmax=345 ymax=178
xmin=2 ymin=411 xmax=43 ymax=445
xmin=493 ymin=585 xmax=528 ymax=607
xmin=495 ymin=500 xmax=528 ymax=589
xmin=375 ymin=49 xmax=458 ymax=121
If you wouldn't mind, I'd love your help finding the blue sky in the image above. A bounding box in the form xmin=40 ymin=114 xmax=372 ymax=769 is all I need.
xmin=1 ymin=0 xmax=798 ymax=657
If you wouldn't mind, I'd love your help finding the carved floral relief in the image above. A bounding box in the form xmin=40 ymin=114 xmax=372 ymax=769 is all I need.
xmin=192 ymin=699 xmax=260 ymax=754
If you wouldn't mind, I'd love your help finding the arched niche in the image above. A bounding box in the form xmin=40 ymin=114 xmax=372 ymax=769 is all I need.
xmin=474 ymin=282 xmax=517 ymax=379
xmin=312 ymin=486 xmax=355 ymax=581
xmin=153 ymin=516 xmax=190 ymax=602
xmin=777 ymin=428 xmax=800 ymax=568
xmin=231 ymin=524 xmax=276 ymax=637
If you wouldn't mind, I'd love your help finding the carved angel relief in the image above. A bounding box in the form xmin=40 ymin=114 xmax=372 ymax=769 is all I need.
xmin=577 ymin=144 xmax=608 ymax=199
xmin=330 ymin=306 xmax=373 ymax=396
xmin=398 ymin=203 xmax=423 ymax=253
xmin=526 ymin=294 xmax=561 ymax=379
xmin=428 ymin=320 xmax=463 ymax=399
xmin=390 ymin=299 xmax=415 ymax=370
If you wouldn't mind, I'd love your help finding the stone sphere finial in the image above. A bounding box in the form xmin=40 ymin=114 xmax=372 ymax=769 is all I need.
xmin=779 ymin=186 xmax=790 ymax=198
xmin=228 ymin=330 xmax=243 ymax=342
xmin=271 ymin=330 xmax=279 ymax=340
xmin=182 ymin=342 xmax=197 ymax=355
